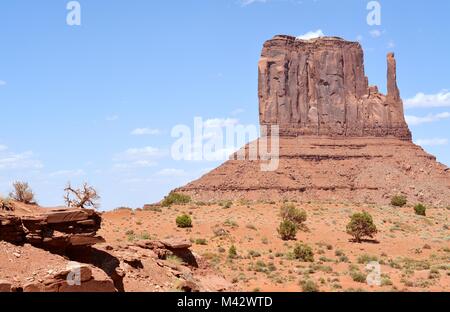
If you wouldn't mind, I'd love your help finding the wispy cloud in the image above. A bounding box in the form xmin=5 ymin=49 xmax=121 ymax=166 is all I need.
xmin=156 ymin=168 xmax=187 ymax=177
xmin=240 ymin=0 xmax=267 ymax=6
xmin=369 ymin=29 xmax=382 ymax=38
xmin=0 ymin=146 xmax=43 ymax=170
xmin=49 ymin=169 xmax=86 ymax=178
xmin=106 ymin=114 xmax=119 ymax=121
xmin=131 ymin=128 xmax=161 ymax=136
xmin=296 ymin=29 xmax=325 ymax=40
xmin=231 ymin=108 xmax=245 ymax=116
xmin=204 ymin=118 xmax=239 ymax=128
xmin=405 ymin=112 xmax=450 ymax=126
xmin=415 ymin=138 xmax=448 ymax=147
xmin=113 ymin=146 xmax=165 ymax=169
xmin=405 ymin=90 xmax=450 ymax=108
xmin=0 ymin=80 xmax=6 ymax=86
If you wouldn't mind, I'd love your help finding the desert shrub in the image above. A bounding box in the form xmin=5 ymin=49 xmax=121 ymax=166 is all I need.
xmin=391 ymin=195 xmax=407 ymax=207
xmin=300 ymin=279 xmax=319 ymax=292
xmin=161 ymin=192 xmax=191 ymax=207
xmin=277 ymin=220 xmax=298 ymax=241
xmin=195 ymin=238 xmax=207 ymax=245
xmin=9 ymin=181 xmax=36 ymax=204
xmin=228 ymin=245 xmax=238 ymax=259
xmin=176 ymin=214 xmax=192 ymax=228
xmin=414 ymin=203 xmax=427 ymax=216
xmin=357 ymin=254 xmax=379 ymax=264
xmin=64 ymin=182 xmax=100 ymax=209
xmin=346 ymin=212 xmax=378 ymax=243
xmin=350 ymin=271 xmax=367 ymax=283
xmin=0 ymin=197 xmax=14 ymax=211
xmin=248 ymin=250 xmax=261 ymax=258
xmin=143 ymin=205 xmax=162 ymax=212
xmin=293 ymin=244 xmax=314 ymax=262
xmin=219 ymin=200 xmax=233 ymax=209
xmin=224 ymin=219 xmax=239 ymax=228
xmin=280 ymin=203 xmax=307 ymax=225
xmin=139 ymin=232 xmax=151 ymax=240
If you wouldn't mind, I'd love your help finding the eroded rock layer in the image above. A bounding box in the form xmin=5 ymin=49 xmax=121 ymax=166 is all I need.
xmin=258 ymin=35 xmax=411 ymax=139
xmin=0 ymin=207 xmax=104 ymax=252
xmin=177 ymin=137 xmax=450 ymax=207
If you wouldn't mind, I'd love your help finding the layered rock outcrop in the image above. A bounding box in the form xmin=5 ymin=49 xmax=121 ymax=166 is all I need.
xmin=258 ymin=35 xmax=411 ymax=139
xmin=0 ymin=207 xmax=104 ymax=252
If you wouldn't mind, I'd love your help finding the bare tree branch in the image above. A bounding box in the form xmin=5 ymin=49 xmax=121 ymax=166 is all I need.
xmin=64 ymin=182 xmax=100 ymax=210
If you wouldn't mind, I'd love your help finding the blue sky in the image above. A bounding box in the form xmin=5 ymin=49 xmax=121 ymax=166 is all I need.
xmin=0 ymin=0 xmax=449 ymax=210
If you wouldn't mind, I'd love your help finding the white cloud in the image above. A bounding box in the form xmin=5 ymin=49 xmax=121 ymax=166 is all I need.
xmin=405 ymin=112 xmax=450 ymax=126
xmin=296 ymin=29 xmax=325 ymax=41
xmin=387 ymin=40 xmax=395 ymax=49
xmin=0 ymin=146 xmax=43 ymax=170
xmin=113 ymin=160 xmax=156 ymax=169
xmin=131 ymin=128 xmax=161 ymax=136
xmin=113 ymin=146 xmax=165 ymax=169
xmin=120 ymin=147 xmax=162 ymax=158
xmin=204 ymin=118 xmax=239 ymax=128
xmin=156 ymin=168 xmax=187 ymax=177
xmin=231 ymin=108 xmax=245 ymax=116
xmin=369 ymin=29 xmax=382 ymax=38
xmin=49 ymin=169 xmax=86 ymax=178
xmin=240 ymin=0 xmax=267 ymax=6
xmin=405 ymin=90 xmax=450 ymax=108
xmin=415 ymin=138 xmax=449 ymax=147
xmin=0 ymin=80 xmax=6 ymax=86
xmin=106 ymin=115 xmax=119 ymax=121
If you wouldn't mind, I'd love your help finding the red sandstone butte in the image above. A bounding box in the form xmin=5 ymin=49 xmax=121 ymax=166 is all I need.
xmin=175 ymin=35 xmax=450 ymax=206
xmin=258 ymin=36 xmax=411 ymax=139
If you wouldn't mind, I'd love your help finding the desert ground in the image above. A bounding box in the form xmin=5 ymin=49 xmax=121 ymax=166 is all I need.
xmin=101 ymin=200 xmax=450 ymax=292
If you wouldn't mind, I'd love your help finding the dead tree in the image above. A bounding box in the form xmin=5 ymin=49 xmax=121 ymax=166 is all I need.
xmin=64 ymin=182 xmax=100 ymax=210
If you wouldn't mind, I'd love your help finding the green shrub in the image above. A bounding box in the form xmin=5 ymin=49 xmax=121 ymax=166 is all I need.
xmin=139 ymin=232 xmax=151 ymax=240
xmin=195 ymin=238 xmax=207 ymax=245
xmin=414 ymin=203 xmax=427 ymax=216
xmin=161 ymin=192 xmax=191 ymax=207
xmin=293 ymin=244 xmax=314 ymax=262
xmin=391 ymin=195 xmax=407 ymax=207
xmin=228 ymin=245 xmax=238 ymax=259
xmin=357 ymin=254 xmax=379 ymax=264
xmin=280 ymin=203 xmax=307 ymax=225
xmin=350 ymin=271 xmax=367 ymax=283
xmin=346 ymin=212 xmax=378 ymax=243
xmin=277 ymin=220 xmax=298 ymax=241
xmin=300 ymin=279 xmax=319 ymax=292
xmin=176 ymin=214 xmax=192 ymax=228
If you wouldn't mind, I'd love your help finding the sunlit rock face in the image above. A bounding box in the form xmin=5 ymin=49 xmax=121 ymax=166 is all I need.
xmin=258 ymin=35 xmax=411 ymax=139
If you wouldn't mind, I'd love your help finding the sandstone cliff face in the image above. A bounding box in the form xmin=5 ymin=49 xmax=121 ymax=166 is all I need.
xmin=176 ymin=35 xmax=450 ymax=206
xmin=258 ymin=35 xmax=411 ymax=139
